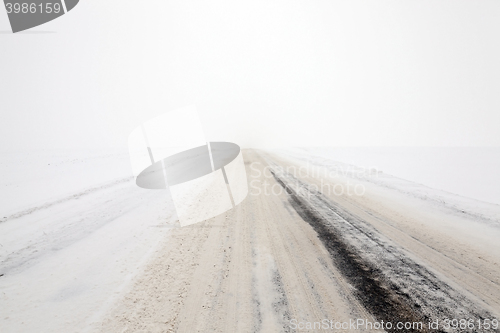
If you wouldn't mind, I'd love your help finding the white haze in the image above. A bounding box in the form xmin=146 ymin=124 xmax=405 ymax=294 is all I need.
xmin=1 ymin=0 xmax=500 ymax=151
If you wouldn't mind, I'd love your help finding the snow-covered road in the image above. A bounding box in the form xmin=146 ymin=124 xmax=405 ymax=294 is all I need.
xmin=1 ymin=149 xmax=499 ymax=332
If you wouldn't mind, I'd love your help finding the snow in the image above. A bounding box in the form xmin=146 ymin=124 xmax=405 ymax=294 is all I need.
xmin=285 ymin=147 xmax=500 ymax=206
xmin=0 ymin=149 xmax=177 ymax=332
xmin=1 ymin=147 xmax=499 ymax=332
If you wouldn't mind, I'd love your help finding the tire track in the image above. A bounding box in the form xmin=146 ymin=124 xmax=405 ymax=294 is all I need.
xmin=0 ymin=177 xmax=133 ymax=224
xmin=266 ymin=158 xmax=497 ymax=333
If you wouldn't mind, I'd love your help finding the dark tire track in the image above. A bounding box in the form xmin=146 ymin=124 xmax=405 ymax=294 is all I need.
xmin=267 ymin=159 xmax=497 ymax=333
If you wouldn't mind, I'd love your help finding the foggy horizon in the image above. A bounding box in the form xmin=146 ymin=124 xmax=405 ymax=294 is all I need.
xmin=1 ymin=0 xmax=499 ymax=151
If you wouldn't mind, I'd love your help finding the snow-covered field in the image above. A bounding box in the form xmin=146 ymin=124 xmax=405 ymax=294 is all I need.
xmin=0 ymin=149 xmax=132 ymax=218
xmin=290 ymin=147 xmax=500 ymax=205
xmin=0 ymin=150 xmax=177 ymax=332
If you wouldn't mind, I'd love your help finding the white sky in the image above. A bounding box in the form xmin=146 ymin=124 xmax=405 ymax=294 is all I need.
xmin=1 ymin=0 xmax=499 ymax=150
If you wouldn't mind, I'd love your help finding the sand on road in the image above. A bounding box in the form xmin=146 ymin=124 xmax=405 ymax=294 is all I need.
xmin=96 ymin=150 xmax=500 ymax=333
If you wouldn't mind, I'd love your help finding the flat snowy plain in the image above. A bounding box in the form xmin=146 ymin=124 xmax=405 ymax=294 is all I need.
xmin=0 ymin=150 xmax=176 ymax=332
